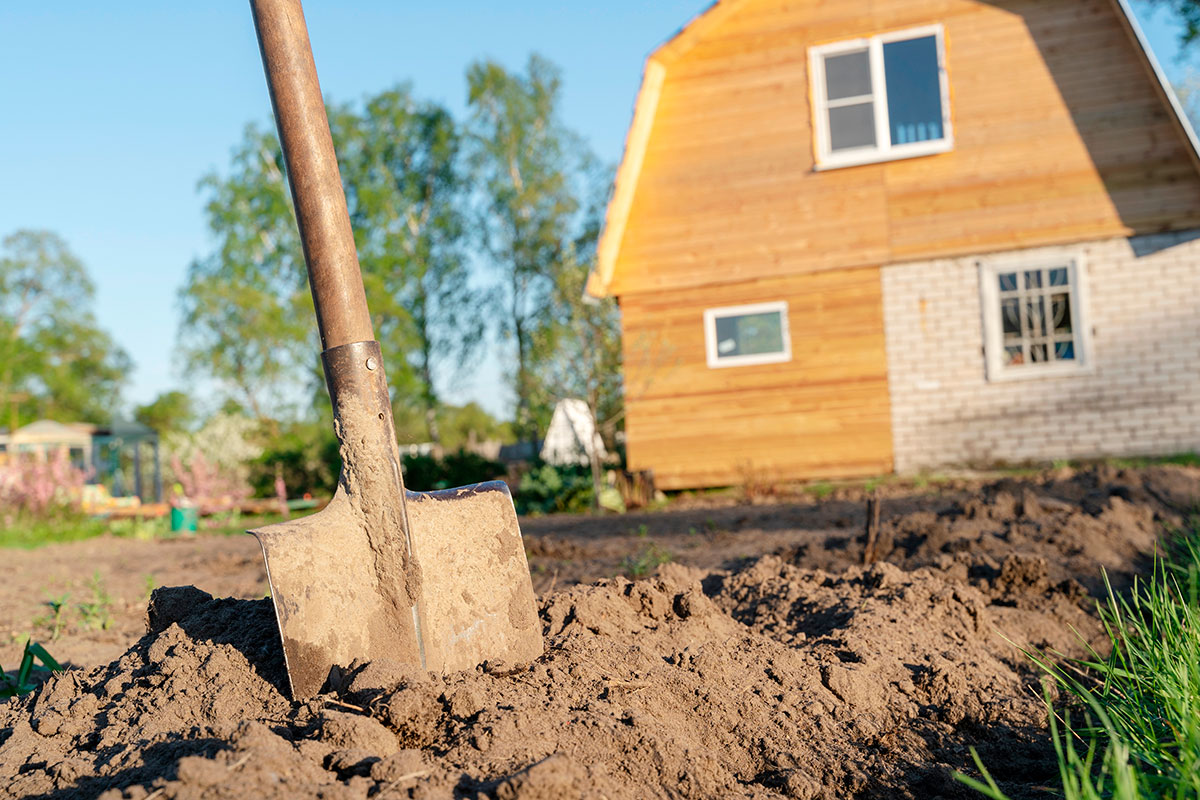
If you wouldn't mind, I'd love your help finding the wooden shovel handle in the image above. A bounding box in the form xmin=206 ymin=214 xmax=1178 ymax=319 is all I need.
xmin=250 ymin=0 xmax=374 ymax=351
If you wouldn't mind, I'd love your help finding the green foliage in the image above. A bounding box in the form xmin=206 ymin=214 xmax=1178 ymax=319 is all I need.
xmin=620 ymin=542 xmax=673 ymax=578
xmin=514 ymin=462 xmax=594 ymax=515
xmin=1144 ymin=0 xmax=1200 ymax=47
xmin=249 ymin=420 xmax=340 ymax=498
xmin=77 ymin=572 xmax=113 ymax=631
xmin=958 ymin=523 xmax=1200 ymax=800
xmin=401 ymin=449 xmax=505 ymax=492
xmin=1 ymin=640 xmax=63 ymax=699
xmin=467 ymin=54 xmax=594 ymax=445
xmin=436 ymin=402 xmax=515 ymax=451
xmin=34 ymin=594 xmax=70 ymax=642
xmin=531 ymin=153 xmax=623 ymax=447
xmin=134 ymin=390 xmax=196 ymax=435
xmin=179 ymin=87 xmax=479 ymax=430
xmin=177 ymin=124 xmax=312 ymax=421
xmin=0 ymin=512 xmax=108 ymax=549
xmin=334 ymin=86 xmax=480 ymax=442
xmin=0 ymin=230 xmax=131 ymax=427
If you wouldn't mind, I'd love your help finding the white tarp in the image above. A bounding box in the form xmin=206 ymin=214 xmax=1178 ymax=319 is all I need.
xmin=540 ymin=398 xmax=606 ymax=467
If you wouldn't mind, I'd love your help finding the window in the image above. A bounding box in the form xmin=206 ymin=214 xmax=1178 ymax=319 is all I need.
xmin=810 ymin=25 xmax=952 ymax=169
xmin=979 ymin=256 xmax=1091 ymax=381
xmin=704 ymin=301 xmax=791 ymax=368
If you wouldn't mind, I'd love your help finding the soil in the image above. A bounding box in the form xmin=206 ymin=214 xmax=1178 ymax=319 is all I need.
xmin=2 ymin=464 xmax=1197 ymax=799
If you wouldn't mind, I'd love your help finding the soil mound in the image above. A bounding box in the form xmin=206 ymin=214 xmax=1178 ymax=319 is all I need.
xmin=3 ymin=466 xmax=1192 ymax=799
xmin=4 ymin=568 xmax=1095 ymax=800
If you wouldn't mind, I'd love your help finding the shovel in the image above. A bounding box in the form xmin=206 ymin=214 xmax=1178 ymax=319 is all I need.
xmin=247 ymin=0 xmax=542 ymax=700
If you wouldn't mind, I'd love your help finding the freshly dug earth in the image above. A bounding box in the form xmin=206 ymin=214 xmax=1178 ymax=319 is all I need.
xmin=2 ymin=465 xmax=1196 ymax=799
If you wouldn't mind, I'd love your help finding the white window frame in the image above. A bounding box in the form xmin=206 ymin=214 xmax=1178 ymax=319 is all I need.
xmin=703 ymin=301 xmax=792 ymax=369
xmin=978 ymin=253 xmax=1093 ymax=382
xmin=809 ymin=24 xmax=953 ymax=170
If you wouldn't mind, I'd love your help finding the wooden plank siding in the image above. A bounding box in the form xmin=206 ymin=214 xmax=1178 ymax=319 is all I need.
xmin=622 ymin=267 xmax=893 ymax=488
xmin=606 ymin=0 xmax=1200 ymax=297
xmin=606 ymin=0 xmax=1200 ymax=487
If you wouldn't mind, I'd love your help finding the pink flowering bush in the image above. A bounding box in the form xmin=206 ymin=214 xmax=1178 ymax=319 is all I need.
xmin=169 ymin=450 xmax=252 ymax=513
xmin=0 ymin=449 xmax=89 ymax=521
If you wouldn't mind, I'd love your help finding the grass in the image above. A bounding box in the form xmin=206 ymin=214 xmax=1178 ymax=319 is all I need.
xmin=0 ymin=513 xmax=109 ymax=549
xmin=620 ymin=541 xmax=673 ymax=578
xmin=957 ymin=522 xmax=1200 ymax=799
xmin=0 ymin=510 xmax=288 ymax=550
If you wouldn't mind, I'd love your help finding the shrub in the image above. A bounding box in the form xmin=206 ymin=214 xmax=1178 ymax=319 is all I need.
xmin=515 ymin=462 xmax=594 ymax=515
xmin=402 ymin=449 xmax=506 ymax=492
xmin=0 ymin=449 xmax=89 ymax=517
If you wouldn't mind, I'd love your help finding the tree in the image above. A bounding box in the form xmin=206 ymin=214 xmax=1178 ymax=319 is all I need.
xmin=333 ymin=87 xmax=479 ymax=444
xmin=466 ymin=54 xmax=586 ymax=450
xmin=176 ymin=124 xmax=313 ymax=425
xmin=532 ymin=159 xmax=623 ymax=508
xmin=1144 ymin=0 xmax=1200 ymax=46
xmin=179 ymin=90 xmax=478 ymax=438
xmin=134 ymin=390 xmax=195 ymax=435
xmin=0 ymin=230 xmax=131 ymax=428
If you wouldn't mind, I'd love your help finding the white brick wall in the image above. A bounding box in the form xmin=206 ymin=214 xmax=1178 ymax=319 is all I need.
xmin=881 ymin=232 xmax=1200 ymax=472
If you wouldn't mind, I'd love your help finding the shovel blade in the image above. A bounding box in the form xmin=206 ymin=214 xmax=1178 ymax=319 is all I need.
xmin=251 ymin=480 xmax=541 ymax=699
xmin=405 ymin=481 xmax=542 ymax=673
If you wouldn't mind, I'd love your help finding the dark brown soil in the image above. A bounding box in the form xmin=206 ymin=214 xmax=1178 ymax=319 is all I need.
xmin=2 ymin=464 xmax=1197 ymax=799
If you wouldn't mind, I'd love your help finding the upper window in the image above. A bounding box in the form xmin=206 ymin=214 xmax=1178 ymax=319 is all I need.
xmin=810 ymin=26 xmax=952 ymax=170
xmin=704 ymin=301 xmax=791 ymax=369
xmin=979 ymin=256 xmax=1091 ymax=381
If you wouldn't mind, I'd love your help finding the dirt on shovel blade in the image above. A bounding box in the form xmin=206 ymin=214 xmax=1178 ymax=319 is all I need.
xmin=1 ymin=464 xmax=1196 ymax=800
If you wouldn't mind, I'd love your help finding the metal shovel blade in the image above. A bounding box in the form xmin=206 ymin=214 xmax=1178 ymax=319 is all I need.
xmin=251 ymin=480 xmax=542 ymax=700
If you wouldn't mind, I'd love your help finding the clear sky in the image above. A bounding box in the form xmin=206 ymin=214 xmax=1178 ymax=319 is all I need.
xmin=0 ymin=1 xmax=1193 ymax=421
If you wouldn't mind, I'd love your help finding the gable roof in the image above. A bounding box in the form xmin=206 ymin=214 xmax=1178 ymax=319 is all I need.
xmin=585 ymin=0 xmax=1200 ymax=298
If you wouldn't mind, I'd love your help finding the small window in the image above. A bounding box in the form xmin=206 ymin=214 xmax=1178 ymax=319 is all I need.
xmin=810 ymin=25 xmax=952 ymax=169
xmin=704 ymin=301 xmax=791 ymax=369
xmin=979 ymin=257 xmax=1090 ymax=381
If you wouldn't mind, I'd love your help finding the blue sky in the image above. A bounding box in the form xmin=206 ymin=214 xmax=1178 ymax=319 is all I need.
xmin=0 ymin=1 xmax=1193 ymax=421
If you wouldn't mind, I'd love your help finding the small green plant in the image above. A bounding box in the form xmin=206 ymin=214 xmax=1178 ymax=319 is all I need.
xmin=620 ymin=542 xmax=673 ymax=578
xmin=77 ymin=572 xmax=113 ymax=631
xmin=631 ymin=523 xmax=649 ymax=538
xmin=34 ymin=594 xmax=71 ymax=642
xmin=1 ymin=640 xmax=63 ymax=699
xmin=808 ymin=481 xmax=834 ymax=500
xmin=142 ymin=574 xmax=157 ymax=602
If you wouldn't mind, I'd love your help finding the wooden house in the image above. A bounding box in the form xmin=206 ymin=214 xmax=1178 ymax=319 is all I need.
xmin=587 ymin=0 xmax=1200 ymax=489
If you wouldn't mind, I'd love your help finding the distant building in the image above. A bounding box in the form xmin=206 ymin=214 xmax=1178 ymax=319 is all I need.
xmin=540 ymin=399 xmax=607 ymax=467
xmin=0 ymin=419 xmax=94 ymax=466
xmin=588 ymin=0 xmax=1200 ymax=488
xmin=0 ymin=419 xmax=162 ymax=501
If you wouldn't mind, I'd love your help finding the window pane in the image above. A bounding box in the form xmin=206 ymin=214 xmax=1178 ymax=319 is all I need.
xmin=714 ymin=311 xmax=785 ymax=359
xmin=1049 ymin=267 xmax=1069 ymax=287
xmin=1001 ymin=298 xmax=1021 ymax=339
xmin=883 ymin=36 xmax=944 ymax=146
xmin=1051 ymin=293 xmax=1072 ymax=333
xmin=825 ymin=50 xmax=871 ymax=100
xmin=1030 ymin=343 xmax=1049 ymax=363
xmin=828 ymin=102 xmax=876 ymax=151
xmin=998 ymin=272 xmax=1017 ymax=292
xmin=1004 ymin=345 xmax=1023 ymax=366
xmin=1024 ymin=270 xmax=1042 ymax=289
xmin=1055 ymin=341 xmax=1075 ymax=361
xmin=1027 ymin=297 xmax=1046 ymax=336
